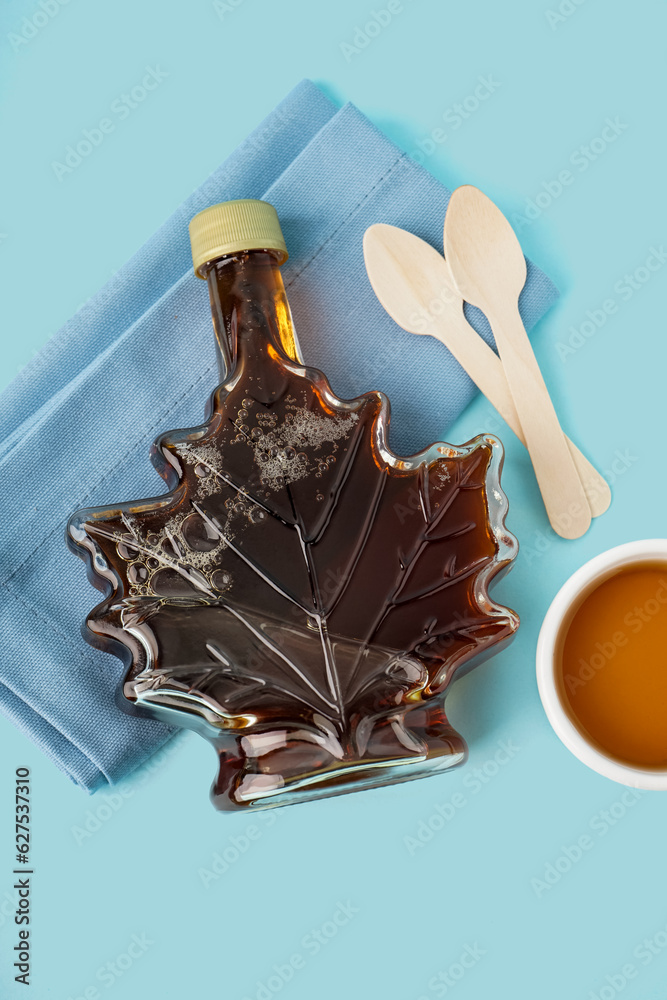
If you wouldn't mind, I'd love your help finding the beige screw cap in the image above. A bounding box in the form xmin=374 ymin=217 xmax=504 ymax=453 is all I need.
xmin=189 ymin=199 xmax=288 ymax=278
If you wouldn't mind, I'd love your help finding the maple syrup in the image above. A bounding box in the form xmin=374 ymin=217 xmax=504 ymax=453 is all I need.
xmin=67 ymin=199 xmax=519 ymax=809
xmin=558 ymin=562 xmax=667 ymax=767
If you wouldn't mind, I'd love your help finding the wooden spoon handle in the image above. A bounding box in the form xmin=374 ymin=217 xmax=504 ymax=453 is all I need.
xmin=489 ymin=303 xmax=592 ymax=539
xmin=566 ymin=440 xmax=611 ymax=519
xmin=427 ymin=313 xmax=611 ymax=517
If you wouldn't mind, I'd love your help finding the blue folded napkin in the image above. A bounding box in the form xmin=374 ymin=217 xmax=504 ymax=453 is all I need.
xmin=0 ymin=80 xmax=558 ymax=791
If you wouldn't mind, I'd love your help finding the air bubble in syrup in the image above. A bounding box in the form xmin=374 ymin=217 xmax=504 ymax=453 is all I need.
xmin=211 ymin=569 xmax=232 ymax=592
xmin=116 ymin=534 xmax=139 ymax=560
xmin=182 ymin=512 xmax=219 ymax=552
xmin=128 ymin=563 xmax=149 ymax=584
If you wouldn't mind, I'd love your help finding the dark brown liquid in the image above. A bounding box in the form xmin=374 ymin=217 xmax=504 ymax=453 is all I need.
xmin=68 ymin=250 xmax=518 ymax=809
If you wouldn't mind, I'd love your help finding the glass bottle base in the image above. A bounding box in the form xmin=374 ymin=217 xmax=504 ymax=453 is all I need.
xmin=210 ymin=703 xmax=467 ymax=810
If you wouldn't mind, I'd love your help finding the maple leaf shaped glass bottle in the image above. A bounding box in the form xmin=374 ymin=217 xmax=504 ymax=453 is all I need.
xmin=68 ymin=199 xmax=519 ymax=811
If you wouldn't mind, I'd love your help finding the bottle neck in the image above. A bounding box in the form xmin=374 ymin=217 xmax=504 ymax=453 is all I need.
xmin=203 ymin=249 xmax=302 ymax=381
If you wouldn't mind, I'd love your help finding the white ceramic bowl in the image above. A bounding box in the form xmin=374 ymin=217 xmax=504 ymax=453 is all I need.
xmin=536 ymin=539 xmax=667 ymax=790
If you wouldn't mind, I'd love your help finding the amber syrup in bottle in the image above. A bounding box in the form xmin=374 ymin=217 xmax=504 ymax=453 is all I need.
xmin=68 ymin=199 xmax=519 ymax=810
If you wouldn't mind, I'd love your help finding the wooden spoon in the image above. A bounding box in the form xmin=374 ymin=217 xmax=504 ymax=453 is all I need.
xmin=363 ymin=223 xmax=610 ymax=519
xmin=443 ymin=186 xmax=592 ymax=539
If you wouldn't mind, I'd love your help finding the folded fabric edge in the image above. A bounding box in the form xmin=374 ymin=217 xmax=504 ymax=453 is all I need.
xmin=0 ymin=101 xmax=561 ymax=491
xmin=277 ymin=98 xmax=559 ymax=340
xmin=1 ymin=89 xmax=561 ymax=468
xmin=343 ymin=98 xmax=561 ymax=319
xmin=0 ymin=680 xmax=178 ymax=793
xmin=0 ymin=84 xmax=562 ymax=792
xmin=0 ymin=681 xmax=106 ymax=792
xmin=0 ymin=79 xmax=340 ymax=452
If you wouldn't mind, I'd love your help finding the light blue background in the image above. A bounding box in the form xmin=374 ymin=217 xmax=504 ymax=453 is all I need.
xmin=1 ymin=0 xmax=666 ymax=997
